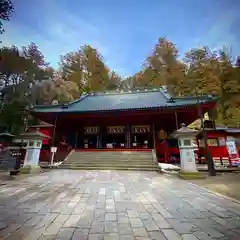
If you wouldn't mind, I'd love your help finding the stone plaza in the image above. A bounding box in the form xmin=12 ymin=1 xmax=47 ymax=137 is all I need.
xmin=0 ymin=170 xmax=239 ymax=239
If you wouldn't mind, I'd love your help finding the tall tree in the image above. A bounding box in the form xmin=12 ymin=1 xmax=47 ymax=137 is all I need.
xmin=145 ymin=37 xmax=185 ymax=95
xmin=217 ymin=50 xmax=240 ymax=127
xmin=60 ymin=45 xmax=110 ymax=93
xmin=60 ymin=50 xmax=88 ymax=93
xmin=0 ymin=0 xmax=14 ymax=34
xmin=182 ymin=47 xmax=220 ymax=176
xmin=81 ymin=45 xmax=109 ymax=92
xmin=0 ymin=43 xmax=51 ymax=133
xmin=0 ymin=46 xmax=29 ymax=87
xmin=135 ymin=68 xmax=158 ymax=88
xmin=36 ymin=77 xmax=79 ymax=105
xmin=107 ymin=71 xmax=121 ymax=90
xmin=120 ymin=76 xmax=138 ymax=90
xmin=183 ymin=47 xmax=220 ymax=96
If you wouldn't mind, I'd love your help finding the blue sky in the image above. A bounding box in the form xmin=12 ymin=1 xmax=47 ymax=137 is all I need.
xmin=1 ymin=0 xmax=240 ymax=76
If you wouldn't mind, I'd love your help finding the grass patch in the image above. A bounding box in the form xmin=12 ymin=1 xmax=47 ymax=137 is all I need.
xmin=20 ymin=165 xmax=41 ymax=174
xmin=179 ymin=171 xmax=206 ymax=180
xmin=190 ymin=172 xmax=240 ymax=201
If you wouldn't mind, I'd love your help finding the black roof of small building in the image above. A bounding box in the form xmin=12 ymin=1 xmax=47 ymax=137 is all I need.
xmin=30 ymin=88 xmax=217 ymax=114
xmin=17 ymin=131 xmax=51 ymax=139
xmin=204 ymin=127 xmax=240 ymax=134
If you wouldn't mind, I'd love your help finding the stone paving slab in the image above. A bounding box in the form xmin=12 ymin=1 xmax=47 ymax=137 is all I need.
xmin=0 ymin=170 xmax=239 ymax=239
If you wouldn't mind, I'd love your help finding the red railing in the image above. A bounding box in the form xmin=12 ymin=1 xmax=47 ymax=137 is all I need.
xmin=39 ymin=143 xmax=72 ymax=163
xmin=54 ymin=143 xmax=72 ymax=162
xmin=39 ymin=150 xmax=51 ymax=162
xmin=156 ymin=143 xmax=230 ymax=164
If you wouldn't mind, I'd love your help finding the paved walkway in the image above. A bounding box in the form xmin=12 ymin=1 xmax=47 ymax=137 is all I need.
xmin=0 ymin=170 xmax=240 ymax=240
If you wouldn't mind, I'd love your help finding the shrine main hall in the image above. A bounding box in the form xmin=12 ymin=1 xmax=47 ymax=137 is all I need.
xmin=30 ymin=88 xmax=216 ymax=151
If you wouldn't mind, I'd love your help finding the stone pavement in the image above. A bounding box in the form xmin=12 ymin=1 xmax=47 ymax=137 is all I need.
xmin=0 ymin=170 xmax=239 ymax=240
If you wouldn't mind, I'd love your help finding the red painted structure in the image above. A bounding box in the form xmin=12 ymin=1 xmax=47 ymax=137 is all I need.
xmin=27 ymin=124 xmax=71 ymax=163
xmin=197 ymin=128 xmax=240 ymax=166
xmin=29 ymin=89 xmax=218 ymax=163
xmin=27 ymin=124 xmax=52 ymax=162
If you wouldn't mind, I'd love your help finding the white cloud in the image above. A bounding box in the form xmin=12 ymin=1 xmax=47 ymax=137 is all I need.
xmin=0 ymin=0 xmax=128 ymax=75
xmin=198 ymin=8 xmax=239 ymax=55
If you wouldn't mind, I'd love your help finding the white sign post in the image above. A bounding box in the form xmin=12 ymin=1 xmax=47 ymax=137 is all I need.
xmin=50 ymin=146 xmax=57 ymax=165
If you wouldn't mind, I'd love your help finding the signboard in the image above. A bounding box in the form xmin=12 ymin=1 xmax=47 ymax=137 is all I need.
xmin=207 ymin=139 xmax=218 ymax=146
xmin=226 ymin=139 xmax=240 ymax=166
xmin=84 ymin=127 xmax=99 ymax=134
xmin=0 ymin=149 xmax=17 ymax=170
xmin=199 ymin=139 xmax=218 ymax=147
xmin=107 ymin=126 xmax=125 ymax=134
xmin=132 ymin=125 xmax=150 ymax=134
xmin=51 ymin=147 xmax=57 ymax=153
xmin=219 ymin=137 xmax=226 ymax=146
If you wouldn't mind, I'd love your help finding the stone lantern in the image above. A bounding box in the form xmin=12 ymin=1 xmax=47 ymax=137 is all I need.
xmin=172 ymin=124 xmax=203 ymax=178
xmin=17 ymin=131 xmax=50 ymax=173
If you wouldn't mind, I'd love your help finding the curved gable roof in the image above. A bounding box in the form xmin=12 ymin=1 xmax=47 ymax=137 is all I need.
xmin=30 ymin=88 xmax=217 ymax=114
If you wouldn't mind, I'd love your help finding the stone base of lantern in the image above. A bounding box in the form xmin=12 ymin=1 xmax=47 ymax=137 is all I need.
xmin=20 ymin=165 xmax=41 ymax=174
xmin=178 ymin=171 xmax=206 ymax=180
xmin=9 ymin=169 xmax=20 ymax=176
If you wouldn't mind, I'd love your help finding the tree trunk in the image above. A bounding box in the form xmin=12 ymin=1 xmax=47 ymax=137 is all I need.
xmin=198 ymin=106 xmax=216 ymax=176
xmin=203 ymin=130 xmax=216 ymax=176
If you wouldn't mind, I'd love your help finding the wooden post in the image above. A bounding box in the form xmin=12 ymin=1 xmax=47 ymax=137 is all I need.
xmin=197 ymin=102 xmax=216 ymax=176
xmin=50 ymin=115 xmax=58 ymax=164
xmin=175 ymin=111 xmax=179 ymax=130
xmin=225 ymin=135 xmax=232 ymax=167
xmin=125 ymin=125 xmax=128 ymax=148
xmin=152 ymin=123 xmax=155 ymax=149
xmin=129 ymin=125 xmax=132 ymax=148
xmin=75 ymin=131 xmax=78 ymax=149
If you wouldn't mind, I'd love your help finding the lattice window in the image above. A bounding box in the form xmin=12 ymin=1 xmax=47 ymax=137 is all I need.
xmin=84 ymin=127 xmax=99 ymax=134
xmin=107 ymin=126 xmax=125 ymax=134
xmin=132 ymin=125 xmax=150 ymax=133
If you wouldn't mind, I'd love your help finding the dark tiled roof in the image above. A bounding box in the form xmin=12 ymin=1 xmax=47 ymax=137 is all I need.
xmin=30 ymin=88 xmax=217 ymax=114
xmin=0 ymin=133 xmax=15 ymax=137
xmin=203 ymin=127 xmax=240 ymax=133
xmin=18 ymin=131 xmax=50 ymax=139
xmin=214 ymin=127 xmax=240 ymax=133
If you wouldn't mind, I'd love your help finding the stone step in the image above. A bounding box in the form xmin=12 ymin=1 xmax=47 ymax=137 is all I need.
xmin=68 ymin=158 xmax=153 ymax=161
xmin=70 ymin=157 xmax=153 ymax=160
xmin=67 ymin=159 xmax=154 ymax=163
xmin=69 ymin=153 xmax=152 ymax=157
xmin=59 ymin=165 xmax=158 ymax=171
xmin=69 ymin=154 xmax=152 ymax=157
xmin=67 ymin=158 xmax=154 ymax=162
xmin=61 ymin=151 xmax=156 ymax=171
xmin=60 ymin=163 xmax=157 ymax=167
xmin=74 ymin=151 xmax=152 ymax=154
xmin=69 ymin=154 xmax=152 ymax=158
xmin=68 ymin=156 xmax=152 ymax=160
xmin=66 ymin=162 xmax=155 ymax=165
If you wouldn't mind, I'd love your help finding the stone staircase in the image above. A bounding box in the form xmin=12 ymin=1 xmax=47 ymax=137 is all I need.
xmin=59 ymin=150 xmax=159 ymax=171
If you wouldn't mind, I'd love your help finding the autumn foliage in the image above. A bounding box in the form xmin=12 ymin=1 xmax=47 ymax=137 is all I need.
xmin=0 ymin=36 xmax=240 ymax=133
